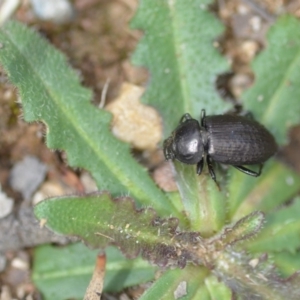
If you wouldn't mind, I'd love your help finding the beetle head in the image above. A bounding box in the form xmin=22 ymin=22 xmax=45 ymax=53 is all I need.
xmin=163 ymin=118 xmax=204 ymax=164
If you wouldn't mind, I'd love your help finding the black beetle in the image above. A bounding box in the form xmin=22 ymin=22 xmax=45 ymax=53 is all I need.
xmin=163 ymin=109 xmax=277 ymax=182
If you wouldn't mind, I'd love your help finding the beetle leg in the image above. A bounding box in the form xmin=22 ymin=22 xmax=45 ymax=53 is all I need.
xmin=180 ymin=113 xmax=192 ymax=123
xmin=206 ymin=156 xmax=221 ymax=190
xmin=233 ymin=164 xmax=263 ymax=177
xmin=200 ymin=109 xmax=206 ymax=127
xmin=206 ymin=155 xmax=216 ymax=181
xmin=196 ymin=158 xmax=204 ymax=175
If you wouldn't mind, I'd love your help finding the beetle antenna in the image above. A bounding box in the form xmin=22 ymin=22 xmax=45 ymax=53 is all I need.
xmin=200 ymin=109 xmax=206 ymax=127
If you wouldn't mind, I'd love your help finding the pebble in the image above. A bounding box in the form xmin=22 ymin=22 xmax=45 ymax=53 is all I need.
xmin=0 ymin=254 xmax=7 ymax=272
xmin=30 ymin=0 xmax=74 ymax=24
xmin=0 ymin=188 xmax=13 ymax=218
xmin=0 ymin=285 xmax=12 ymax=300
xmin=80 ymin=172 xmax=98 ymax=193
xmin=9 ymin=156 xmax=48 ymax=201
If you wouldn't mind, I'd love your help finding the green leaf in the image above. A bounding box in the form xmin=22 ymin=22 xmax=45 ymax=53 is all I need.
xmin=213 ymin=248 xmax=300 ymax=300
xmin=273 ymin=251 xmax=300 ymax=277
xmin=33 ymin=244 xmax=156 ymax=300
xmin=205 ymin=276 xmax=232 ymax=299
xmin=209 ymin=211 xmax=264 ymax=249
xmin=0 ymin=20 xmax=179 ymax=219
xmin=34 ymin=193 xmax=201 ymax=268
xmin=139 ymin=267 xmax=209 ymax=300
xmin=228 ymin=160 xmax=300 ymax=221
xmin=173 ymin=161 xmax=226 ymax=234
xmin=245 ymin=197 xmax=300 ymax=253
xmin=131 ymin=0 xmax=230 ymax=136
xmin=243 ymin=15 xmax=300 ymax=145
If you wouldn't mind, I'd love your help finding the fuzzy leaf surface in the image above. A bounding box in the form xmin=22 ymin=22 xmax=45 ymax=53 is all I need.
xmin=0 ymin=21 xmax=179 ymax=219
xmin=33 ymin=244 xmax=156 ymax=300
xmin=208 ymin=211 xmax=264 ymax=249
xmin=131 ymin=0 xmax=230 ymax=136
xmin=139 ymin=267 xmax=210 ymax=300
xmin=228 ymin=160 xmax=300 ymax=220
xmin=245 ymin=197 xmax=300 ymax=253
xmin=34 ymin=193 xmax=300 ymax=299
xmin=34 ymin=193 xmax=201 ymax=268
xmin=205 ymin=276 xmax=232 ymax=299
xmin=173 ymin=161 xmax=226 ymax=234
xmin=274 ymin=251 xmax=300 ymax=277
xmin=213 ymin=248 xmax=300 ymax=300
xmin=243 ymin=15 xmax=300 ymax=145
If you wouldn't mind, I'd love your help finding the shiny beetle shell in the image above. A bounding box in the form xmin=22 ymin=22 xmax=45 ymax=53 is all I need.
xmin=204 ymin=114 xmax=277 ymax=165
xmin=163 ymin=110 xmax=277 ymax=182
xmin=167 ymin=118 xmax=203 ymax=164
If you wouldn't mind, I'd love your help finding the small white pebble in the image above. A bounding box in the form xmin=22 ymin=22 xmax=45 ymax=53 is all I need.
xmin=174 ymin=281 xmax=187 ymax=299
xmin=249 ymin=258 xmax=259 ymax=268
xmin=0 ymin=285 xmax=12 ymax=299
xmin=30 ymin=0 xmax=74 ymax=24
xmin=237 ymin=4 xmax=249 ymax=15
xmin=0 ymin=187 xmax=13 ymax=219
xmin=250 ymin=16 xmax=261 ymax=32
xmin=10 ymin=155 xmax=48 ymax=201
xmin=11 ymin=257 xmax=29 ymax=270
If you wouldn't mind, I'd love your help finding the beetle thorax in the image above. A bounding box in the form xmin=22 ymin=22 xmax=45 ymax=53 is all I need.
xmin=200 ymin=128 xmax=209 ymax=152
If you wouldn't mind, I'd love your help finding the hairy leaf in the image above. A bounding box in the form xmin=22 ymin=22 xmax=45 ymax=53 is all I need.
xmin=228 ymin=160 xmax=300 ymax=221
xmin=243 ymin=15 xmax=300 ymax=145
xmin=208 ymin=211 xmax=264 ymax=249
xmin=0 ymin=21 xmax=179 ymax=219
xmin=213 ymin=249 xmax=300 ymax=300
xmin=34 ymin=192 xmax=202 ymax=268
xmin=33 ymin=244 xmax=156 ymax=300
xmin=273 ymin=251 xmax=300 ymax=277
xmin=173 ymin=161 xmax=226 ymax=234
xmin=139 ymin=267 xmax=209 ymax=300
xmin=35 ymin=193 xmax=272 ymax=298
xmin=205 ymin=276 xmax=232 ymax=300
xmin=245 ymin=197 xmax=300 ymax=253
xmin=131 ymin=0 xmax=230 ymax=137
